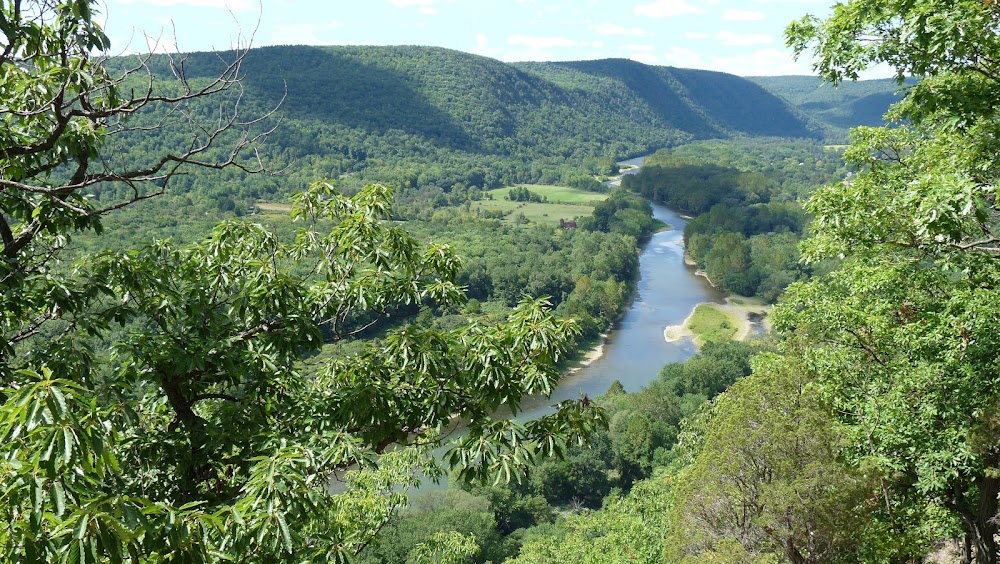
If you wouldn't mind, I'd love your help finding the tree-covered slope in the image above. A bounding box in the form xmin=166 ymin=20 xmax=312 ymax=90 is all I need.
xmin=116 ymin=46 xmax=819 ymax=204
xmin=748 ymin=75 xmax=914 ymax=136
xmin=515 ymin=57 xmax=816 ymax=138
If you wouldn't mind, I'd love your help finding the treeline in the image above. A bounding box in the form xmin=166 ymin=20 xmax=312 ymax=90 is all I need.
xmin=579 ymin=189 xmax=660 ymax=242
xmin=403 ymin=191 xmax=649 ymax=342
xmin=93 ymin=45 xmax=846 ymax=218
xmin=749 ymin=75 xmax=914 ymax=139
xmin=622 ymin=141 xmax=846 ymax=301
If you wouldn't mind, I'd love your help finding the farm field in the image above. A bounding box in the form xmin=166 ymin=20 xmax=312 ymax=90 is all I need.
xmin=473 ymin=184 xmax=608 ymax=227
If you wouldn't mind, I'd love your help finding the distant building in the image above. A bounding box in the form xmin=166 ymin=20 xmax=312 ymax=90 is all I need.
xmin=559 ymin=219 xmax=577 ymax=229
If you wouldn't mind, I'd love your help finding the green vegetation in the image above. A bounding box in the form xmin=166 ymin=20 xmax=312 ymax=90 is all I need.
xmin=92 ymin=44 xmax=841 ymax=217
xmin=623 ymin=140 xmax=843 ymax=301
xmin=6 ymin=0 xmax=996 ymax=560
xmin=491 ymin=185 xmax=609 ymax=205
xmin=579 ymin=189 xmax=660 ymax=241
xmin=532 ymin=1 xmax=1000 ymax=562
xmin=0 ymin=3 xmax=605 ymax=560
xmin=749 ymin=75 xmax=916 ymax=140
xmin=685 ymin=304 xmax=738 ymax=345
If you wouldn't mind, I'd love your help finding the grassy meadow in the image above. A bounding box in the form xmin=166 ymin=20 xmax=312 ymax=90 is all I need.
xmin=473 ymin=184 xmax=608 ymax=227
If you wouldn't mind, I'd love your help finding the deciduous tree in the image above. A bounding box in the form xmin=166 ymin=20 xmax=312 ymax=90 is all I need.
xmin=0 ymin=2 xmax=603 ymax=560
xmin=783 ymin=1 xmax=1000 ymax=560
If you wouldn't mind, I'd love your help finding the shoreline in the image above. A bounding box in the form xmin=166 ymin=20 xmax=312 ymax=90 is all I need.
xmin=564 ymin=332 xmax=609 ymax=375
xmin=663 ymin=296 xmax=771 ymax=347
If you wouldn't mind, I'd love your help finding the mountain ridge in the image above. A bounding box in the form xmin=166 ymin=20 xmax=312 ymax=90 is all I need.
xmin=113 ymin=45 xmax=898 ymax=201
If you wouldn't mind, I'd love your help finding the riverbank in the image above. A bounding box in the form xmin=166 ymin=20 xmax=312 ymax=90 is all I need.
xmin=663 ymin=296 xmax=770 ymax=347
xmin=563 ymin=332 xmax=610 ymax=375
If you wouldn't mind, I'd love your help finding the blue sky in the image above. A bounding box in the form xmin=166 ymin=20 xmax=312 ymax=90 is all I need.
xmin=101 ymin=0 xmax=849 ymax=77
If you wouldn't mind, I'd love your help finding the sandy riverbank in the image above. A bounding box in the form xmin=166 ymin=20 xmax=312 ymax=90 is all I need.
xmin=564 ymin=333 xmax=609 ymax=375
xmin=663 ymin=296 xmax=771 ymax=346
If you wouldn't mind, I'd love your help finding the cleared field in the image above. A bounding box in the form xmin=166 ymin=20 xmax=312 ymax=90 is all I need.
xmin=471 ymin=199 xmax=595 ymax=227
xmin=255 ymin=202 xmax=293 ymax=216
xmin=487 ymin=184 xmax=609 ymax=205
xmin=473 ymin=184 xmax=607 ymax=227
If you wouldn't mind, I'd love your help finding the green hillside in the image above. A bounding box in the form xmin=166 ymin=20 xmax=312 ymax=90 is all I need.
xmin=110 ymin=46 xmax=821 ymax=207
xmin=748 ymin=75 xmax=915 ymax=137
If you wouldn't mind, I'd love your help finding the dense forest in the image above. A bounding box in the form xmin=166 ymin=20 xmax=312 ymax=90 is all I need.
xmin=749 ymin=75 xmax=916 ymax=139
xmin=4 ymin=0 xmax=1000 ymax=562
xmin=92 ymin=44 xmax=903 ymax=217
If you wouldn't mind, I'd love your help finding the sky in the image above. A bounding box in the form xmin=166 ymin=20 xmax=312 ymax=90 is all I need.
xmin=99 ymin=0 xmax=849 ymax=77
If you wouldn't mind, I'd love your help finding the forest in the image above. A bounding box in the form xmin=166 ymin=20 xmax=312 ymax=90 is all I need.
xmin=3 ymin=0 xmax=999 ymax=562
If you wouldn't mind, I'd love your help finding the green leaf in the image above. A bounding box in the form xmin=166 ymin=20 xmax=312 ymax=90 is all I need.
xmin=51 ymin=481 xmax=66 ymax=516
xmin=74 ymin=514 xmax=89 ymax=540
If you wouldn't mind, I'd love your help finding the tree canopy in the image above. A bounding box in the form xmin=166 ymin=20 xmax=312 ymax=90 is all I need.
xmin=0 ymin=2 xmax=603 ymax=560
xmin=779 ymin=0 xmax=1000 ymax=560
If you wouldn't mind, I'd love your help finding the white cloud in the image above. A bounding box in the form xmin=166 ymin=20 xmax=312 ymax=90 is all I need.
xmin=507 ymin=35 xmax=586 ymax=48
xmin=664 ymin=46 xmax=816 ymax=75
xmin=714 ymin=31 xmax=772 ymax=46
xmin=270 ymin=22 xmax=343 ymax=45
xmin=709 ymin=48 xmax=808 ymax=75
xmin=471 ymin=33 xmax=503 ymax=57
xmin=723 ymin=9 xmax=765 ymax=21
xmin=387 ymin=0 xmax=436 ymax=6
xmin=115 ymin=0 xmax=253 ymax=9
xmin=621 ymin=43 xmax=655 ymax=51
xmin=661 ymin=46 xmax=706 ymax=67
xmin=589 ymin=23 xmax=651 ymax=37
xmin=633 ymin=0 xmax=705 ymax=18
xmin=418 ymin=6 xmax=437 ymax=14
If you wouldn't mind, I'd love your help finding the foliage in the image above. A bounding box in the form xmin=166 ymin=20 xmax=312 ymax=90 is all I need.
xmin=0 ymin=2 xmax=606 ymax=559
xmin=780 ymin=0 xmax=1000 ymax=560
xmin=624 ymin=141 xmax=844 ymax=301
xmin=94 ymin=44 xmax=842 ymax=214
xmin=357 ymin=489 xmax=506 ymax=564
xmin=509 ymin=476 xmax=673 ymax=564
xmin=749 ymin=75 xmax=913 ymax=140
xmin=579 ymin=188 xmax=658 ymax=241
xmin=664 ymin=352 xmax=874 ymax=563
xmin=507 ymin=186 xmax=547 ymax=203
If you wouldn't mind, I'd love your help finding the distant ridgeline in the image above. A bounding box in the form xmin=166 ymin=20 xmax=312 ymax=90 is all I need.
xmin=748 ymin=75 xmax=916 ymax=140
xmin=99 ymin=45 xmax=905 ymax=212
xmin=97 ymin=46 xmax=818 ymax=206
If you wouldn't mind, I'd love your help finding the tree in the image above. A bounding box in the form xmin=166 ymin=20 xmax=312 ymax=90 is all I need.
xmin=0 ymin=2 xmax=604 ymax=560
xmin=509 ymin=476 xmax=673 ymax=564
xmin=783 ymin=1 xmax=1000 ymax=561
xmin=664 ymin=352 xmax=874 ymax=564
xmin=1 ymin=0 xmax=272 ymax=377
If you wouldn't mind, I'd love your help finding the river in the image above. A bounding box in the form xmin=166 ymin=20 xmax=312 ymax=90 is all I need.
xmin=414 ymin=157 xmax=727 ymax=489
xmin=509 ymin=156 xmax=726 ymax=420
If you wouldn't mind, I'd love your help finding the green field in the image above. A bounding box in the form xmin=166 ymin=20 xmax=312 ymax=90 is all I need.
xmin=488 ymin=184 xmax=609 ymax=205
xmin=474 ymin=184 xmax=608 ymax=227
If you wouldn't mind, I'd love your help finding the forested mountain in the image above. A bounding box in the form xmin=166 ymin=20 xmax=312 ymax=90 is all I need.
xmin=110 ymin=45 xmax=821 ymax=206
xmin=748 ymin=75 xmax=914 ymax=137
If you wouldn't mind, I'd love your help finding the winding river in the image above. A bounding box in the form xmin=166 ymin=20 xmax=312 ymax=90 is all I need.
xmin=416 ymin=157 xmax=727 ymax=489
xmin=511 ymin=156 xmax=726 ymax=420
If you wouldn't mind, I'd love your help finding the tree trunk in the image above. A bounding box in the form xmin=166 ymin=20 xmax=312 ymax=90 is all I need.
xmin=785 ymin=538 xmax=806 ymax=564
xmin=973 ymin=476 xmax=999 ymax=564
